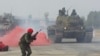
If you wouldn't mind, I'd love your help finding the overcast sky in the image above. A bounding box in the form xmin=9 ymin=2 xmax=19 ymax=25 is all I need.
xmin=0 ymin=0 xmax=100 ymax=19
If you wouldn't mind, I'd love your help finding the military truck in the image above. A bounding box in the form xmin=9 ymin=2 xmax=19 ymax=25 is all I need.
xmin=47 ymin=8 xmax=93 ymax=43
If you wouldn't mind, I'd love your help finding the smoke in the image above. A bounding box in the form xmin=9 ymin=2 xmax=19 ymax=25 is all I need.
xmin=0 ymin=17 xmax=51 ymax=46
xmin=18 ymin=18 xmax=48 ymax=36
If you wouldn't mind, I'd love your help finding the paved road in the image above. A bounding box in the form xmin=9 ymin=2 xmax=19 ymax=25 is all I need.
xmin=0 ymin=37 xmax=100 ymax=56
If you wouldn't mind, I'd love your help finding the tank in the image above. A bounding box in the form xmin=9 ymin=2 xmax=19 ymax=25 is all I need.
xmin=47 ymin=8 xmax=93 ymax=43
xmin=0 ymin=13 xmax=18 ymax=36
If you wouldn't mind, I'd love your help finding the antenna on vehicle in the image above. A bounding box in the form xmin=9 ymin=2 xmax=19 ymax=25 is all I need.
xmin=66 ymin=6 xmax=71 ymax=16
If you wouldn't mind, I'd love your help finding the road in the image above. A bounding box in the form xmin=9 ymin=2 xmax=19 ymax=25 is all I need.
xmin=0 ymin=37 xmax=100 ymax=56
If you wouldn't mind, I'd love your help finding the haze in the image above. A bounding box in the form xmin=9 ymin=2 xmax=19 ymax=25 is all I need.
xmin=0 ymin=0 xmax=100 ymax=19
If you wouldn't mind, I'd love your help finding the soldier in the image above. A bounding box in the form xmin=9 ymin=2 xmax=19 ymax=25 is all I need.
xmin=59 ymin=10 xmax=63 ymax=16
xmin=62 ymin=7 xmax=66 ymax=16
xmin=19 ymin=28 xmax=41 ymax=56
xmin=59 ymin=7 xmax=66 ymax=16
xmin=71 ymin=9 xmax=77 ymax=16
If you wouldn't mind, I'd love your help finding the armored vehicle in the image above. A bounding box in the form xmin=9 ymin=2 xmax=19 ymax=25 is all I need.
xmin=47 ymin=8 xmax=93 ymax=43
xmin=0 ymin=13 xmax=18 ymax=36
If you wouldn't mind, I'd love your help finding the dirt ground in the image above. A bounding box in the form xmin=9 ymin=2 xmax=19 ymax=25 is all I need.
xmin=0 ymin=29 xmax=100 ymax=56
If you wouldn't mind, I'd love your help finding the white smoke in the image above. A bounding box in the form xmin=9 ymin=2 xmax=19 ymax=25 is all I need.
xmin=18 ymin=18 xmax=48 ymax=34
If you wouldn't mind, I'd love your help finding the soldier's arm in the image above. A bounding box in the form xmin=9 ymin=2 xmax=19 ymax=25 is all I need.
xmin=31 ymin=29 xmax=41 ymax=41
xmin=32 ymin=32 xmax=39 ymax=40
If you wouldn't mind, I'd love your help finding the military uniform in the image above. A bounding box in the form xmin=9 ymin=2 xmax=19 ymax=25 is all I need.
xmin=19 ymin=28 xmax=38 ymax=56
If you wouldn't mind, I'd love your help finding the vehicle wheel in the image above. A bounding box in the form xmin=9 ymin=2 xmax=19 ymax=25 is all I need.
xmin=76 ymin=32 xmax=85 ymax=43
xmin=76 ymin=32 xmax=93 ymax=43
xmin=83 ymin=32 xmax=93 ymax=43
xmin=84 ymin=27 xmax=93 ymax=43
xmin=76 ymin=37 xmax=85 ymax=43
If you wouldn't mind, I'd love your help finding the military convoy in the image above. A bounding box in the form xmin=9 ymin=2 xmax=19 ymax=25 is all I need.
xmin=47 ymin=8 xmax=93 ymax=43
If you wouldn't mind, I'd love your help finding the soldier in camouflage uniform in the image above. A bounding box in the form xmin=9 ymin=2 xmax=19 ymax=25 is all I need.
xmin=19 ymin=28 xmax=40 ymax=56
xmin=71 ymin=9 xmax=77 ymax=16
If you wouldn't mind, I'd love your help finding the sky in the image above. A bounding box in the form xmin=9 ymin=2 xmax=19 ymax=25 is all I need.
xmin=0 ymin=0 xmax=100 ymax=20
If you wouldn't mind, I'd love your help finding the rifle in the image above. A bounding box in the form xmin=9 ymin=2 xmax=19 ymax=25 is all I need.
xmin=31 ymin=29 xmax=42 ymax=41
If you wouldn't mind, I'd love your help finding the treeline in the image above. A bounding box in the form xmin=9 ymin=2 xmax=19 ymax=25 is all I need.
xmin=86 ymin=11 xmax=100 ymax=29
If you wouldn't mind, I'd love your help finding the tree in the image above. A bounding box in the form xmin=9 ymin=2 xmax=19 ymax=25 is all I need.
xmin=86 ymin=11 xmax=100 ymax=29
